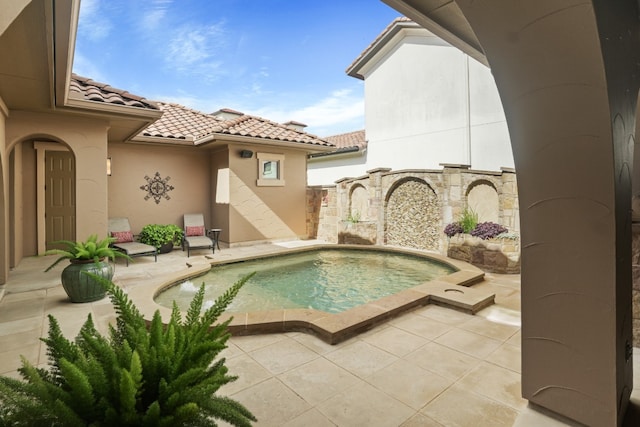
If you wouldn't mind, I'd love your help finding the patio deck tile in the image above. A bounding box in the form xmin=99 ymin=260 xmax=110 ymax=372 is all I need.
xmin=248 ymin=338 xmax=318 ymax=375
xmin=388 ymin=311 xmax=453 ymax=340
xmin=3 ymin=240 xmax=636 ymax=426
xmin=403 ymin=341 xmax=481 ymax=381
xmin=366 ymin=358 xmax=453 ymax=410
xmin=456 ymin=362 xmax=528 ymax=411
xmin=361 ymin=325 xmax=429 ymax=357
xmin=486 ymin=341 xmax=522 ymax=373
xmin=281 ymin=408 xmax=336 ymax=427
xmin=316 ymin=380 xmax=415 ymax=427
xmin=323 ymin=339 xmax=398 ymax=379
xmin=422 ymin=384 xmax=519 ymax=427
xmin=277 ymin=357 xmax=362 ymax=406
xmin=434 ymin=327 xmax=503 ymax=359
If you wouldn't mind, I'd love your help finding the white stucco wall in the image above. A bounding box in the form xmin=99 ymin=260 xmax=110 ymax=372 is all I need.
xmin=307 ymin=152 xmax=368 ymax=185
xmin=364 ymin=33 xmax=513 ymax=172
xmin=308 ymin=25 xmax=514 ymax=185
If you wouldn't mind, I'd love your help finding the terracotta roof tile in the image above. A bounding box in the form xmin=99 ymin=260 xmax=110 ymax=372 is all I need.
xmin=141 ymin=102 xmax=334 ymax=148
xmin=69 ymin=74 xmax=159 ymax=109
xmin=324 ymin=129 xmax=367 ymax=151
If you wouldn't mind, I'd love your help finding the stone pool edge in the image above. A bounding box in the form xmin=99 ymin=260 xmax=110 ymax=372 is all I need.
xmin=122 ymin=243 xmax=495 ymax=345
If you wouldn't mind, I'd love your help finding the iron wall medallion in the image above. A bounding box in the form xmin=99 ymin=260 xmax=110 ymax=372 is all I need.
xmin=140 ymin=172 xmax=174 ymax=204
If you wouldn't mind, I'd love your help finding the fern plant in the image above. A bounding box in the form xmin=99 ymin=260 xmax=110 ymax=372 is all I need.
xmin=0 ymin=274 xmax=257 ymax=426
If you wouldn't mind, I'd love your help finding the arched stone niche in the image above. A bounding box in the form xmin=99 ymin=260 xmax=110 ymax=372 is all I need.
xmin=466 ymin=179 xmax=499 ymax=224
xmin=385 ymin=178 xmax=439 ymax=250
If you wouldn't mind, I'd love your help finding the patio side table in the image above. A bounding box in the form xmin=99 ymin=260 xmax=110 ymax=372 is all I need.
xmin=207 ymin=228 xmax=222 ymax=251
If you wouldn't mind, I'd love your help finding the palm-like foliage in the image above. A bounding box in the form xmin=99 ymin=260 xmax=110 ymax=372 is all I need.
xmin=0 ymin=274 xmax=256 ymax=426
xmin=44 ymin=234 xmax=131 ymax=272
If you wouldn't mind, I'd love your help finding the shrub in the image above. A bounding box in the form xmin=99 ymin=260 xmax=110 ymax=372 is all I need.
xmin=459 ymin=208 xmax=479 ymax=234
xmin=139 ymin=224 xmax=184 ymax=249
xmin=346 ymin=210 xmax=361 ymax=224
xmin=471 ymin=221 xmax=508 ymax=240
xmin=444 ymin=222 xmax=464 ymax=237
xmin=0 ymin=274 xmax=257 ymax=426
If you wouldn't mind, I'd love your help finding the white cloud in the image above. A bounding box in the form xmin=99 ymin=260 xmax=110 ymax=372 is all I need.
xmin=77 ymin=0 xmax=112 ymax=41
xmin=142 ymin=9 xmax=166 ymax=31
xmin=251 ymin=88 xmax=365 ymax=136
xmin=165 ymin=23 xmax=228 ymax=81
xmin=72 ymin=52 xmax=108 ymax=82
xmin=141 ymin=0 xmax=173 ymax=31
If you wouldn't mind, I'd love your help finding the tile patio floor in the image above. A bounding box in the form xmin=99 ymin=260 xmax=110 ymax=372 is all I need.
xmin=0 ymin=241 xmax=638 ymax=426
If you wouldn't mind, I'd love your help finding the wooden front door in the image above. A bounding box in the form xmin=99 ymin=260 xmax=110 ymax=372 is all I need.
xmin=45 ymin=151 xmax=75 ymax=249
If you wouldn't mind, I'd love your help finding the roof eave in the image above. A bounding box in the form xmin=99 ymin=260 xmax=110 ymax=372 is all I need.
xmin=347 ymin=20 xmax=421 ymax=80
xmin=53 ymin=0 xmax=80 ymax=109
xmin=382 ymin=0 xmax=487 ymax=66
xmin=64 ymin=98 xmax=164 ymax=120
xmin=129 ymin=134 xmax=195 ymax=146
xmin=198 ymin=133 xmax=335 ymax=153
xmin=308 ymin=147 xmax=364 ymax=160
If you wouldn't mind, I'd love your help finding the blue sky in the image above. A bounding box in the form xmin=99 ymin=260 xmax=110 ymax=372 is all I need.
xmin=73 ymin=0 xmax=401 ymax=137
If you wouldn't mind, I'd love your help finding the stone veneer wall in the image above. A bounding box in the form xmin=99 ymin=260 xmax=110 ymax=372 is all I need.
xmin=447 ymin=234 xmax=521 ymax=274
xmin=307 ymin=164 xmax=519 ymax=254
xmin=307 ymin=186 xmax=338 ymax=243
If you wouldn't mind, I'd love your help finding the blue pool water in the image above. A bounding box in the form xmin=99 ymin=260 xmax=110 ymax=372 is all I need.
xmin=155 ymin=248 xmax=456 ymax=314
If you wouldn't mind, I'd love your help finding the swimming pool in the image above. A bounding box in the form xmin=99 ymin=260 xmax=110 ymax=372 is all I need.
xmin=155 ymin=248 xmax=457 ymax=313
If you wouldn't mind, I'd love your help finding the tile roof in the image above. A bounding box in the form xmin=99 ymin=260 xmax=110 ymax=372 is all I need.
xmin=69 ymin=74 xmax=159 ymax=110
xmin=140 ymin=102 xmax=334 ymax=148
xmin=324 ymin=130 xmax=367 ymax=151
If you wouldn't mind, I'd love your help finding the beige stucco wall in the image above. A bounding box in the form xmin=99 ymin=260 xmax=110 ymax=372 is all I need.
xmin=227 ymin=144 xmax=308 ymax=245
xmin=108 ymin=143 xmax=211 ymax=233
xmin=6 ymin=111 xmax=110 ymax=257
xmin=0 ymin=100 xmax=7 ymax=283
xmin=210 ymin=147 xmax=230 ymax=243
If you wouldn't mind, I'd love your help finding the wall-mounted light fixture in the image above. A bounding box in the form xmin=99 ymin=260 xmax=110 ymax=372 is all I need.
xmin=239 ymin=149 xmax=253 ymax=158
xmin=107 ymin=157 xmax=112 ymax=176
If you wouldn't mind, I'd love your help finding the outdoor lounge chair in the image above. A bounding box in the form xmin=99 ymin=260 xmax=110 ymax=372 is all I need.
xmin=108 ymin=217 xmax=158 ymax=266
xmin=182 ymin=213 xmax=215 ymax=257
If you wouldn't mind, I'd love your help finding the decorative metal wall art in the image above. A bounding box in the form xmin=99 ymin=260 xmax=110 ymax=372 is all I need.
xmin=140 ymin=172 xmax=174 ymax=204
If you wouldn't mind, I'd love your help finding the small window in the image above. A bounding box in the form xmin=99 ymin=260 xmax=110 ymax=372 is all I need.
xmin=257 ymin=153 xmax=285 ymax=186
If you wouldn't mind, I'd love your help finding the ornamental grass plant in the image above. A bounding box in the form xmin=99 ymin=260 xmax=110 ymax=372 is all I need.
xmin=0 ymin=273 xmax=256 ymax=427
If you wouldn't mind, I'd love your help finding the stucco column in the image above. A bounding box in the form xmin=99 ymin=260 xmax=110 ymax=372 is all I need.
xmin=450 ymin=1 xmax=638 ymax=425
xmin=0 ymin=104 xmax=7 ymax=285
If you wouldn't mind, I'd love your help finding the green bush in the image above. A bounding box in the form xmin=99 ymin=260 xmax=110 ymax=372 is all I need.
xmin=139 ymin=224 xmax=184 ymax=249
xmin=0 ymin=274 xmax=256 ymax=426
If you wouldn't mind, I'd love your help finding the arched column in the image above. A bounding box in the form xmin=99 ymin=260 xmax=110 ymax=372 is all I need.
xmin=449 ymin=1 xmax=638 ymax=425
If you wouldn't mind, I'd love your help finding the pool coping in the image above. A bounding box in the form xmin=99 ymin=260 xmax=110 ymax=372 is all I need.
xmin=124 ymin=244 xmax=494 ymax=345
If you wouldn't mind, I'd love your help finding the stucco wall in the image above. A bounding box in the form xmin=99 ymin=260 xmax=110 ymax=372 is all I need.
xmin=0 ymin=102 xmax=6 ymax=283
xmin=307 ymin=152 xmax=368 ymax=186
xmin=6 ymin=111 xmax=110 ymax=257
xmin=107 ymin=142 xmax=211 ymax=233
xmin=308 ymin=28 xmax=514 ymax=187
xmin=210 ymin=147 xmax=230 ymax=243
xmin=227 ymin=144 xmax=308 ymax=245
xmin=363 ymin=33 xmax=513 ymax=174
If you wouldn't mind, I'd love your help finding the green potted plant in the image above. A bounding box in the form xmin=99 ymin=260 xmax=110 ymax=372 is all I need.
xmin=138 ymin=224 xmax=184 ymax=253
xmin=44 ymin=234 xmax=130 ymax=303
xmin=0 ymin=274 xmax=257 ymax=426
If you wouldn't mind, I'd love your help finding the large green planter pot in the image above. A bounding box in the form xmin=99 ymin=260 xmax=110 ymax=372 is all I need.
xmin=60 ymin=259 xmax=114 ymax=303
